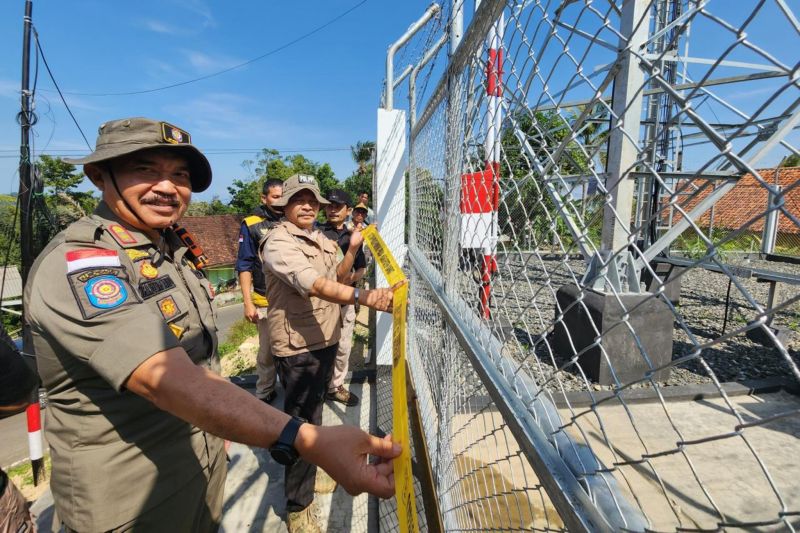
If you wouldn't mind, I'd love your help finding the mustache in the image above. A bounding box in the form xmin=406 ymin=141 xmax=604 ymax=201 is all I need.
xmin=141 ymin=193 xmax=180 ymax=207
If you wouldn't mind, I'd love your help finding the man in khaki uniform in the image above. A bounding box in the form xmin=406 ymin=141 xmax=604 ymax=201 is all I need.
xmin=25 ymin=118 xmax=401 ymax=532
xmin=262 ymin=175 xmax=399 ymax=532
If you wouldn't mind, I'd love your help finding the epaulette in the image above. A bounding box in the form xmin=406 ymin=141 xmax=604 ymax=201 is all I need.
xmin=244 ymin=215 xmax=264 ymax=227
xmin=64 ymin=217 xmax=104 ymax=244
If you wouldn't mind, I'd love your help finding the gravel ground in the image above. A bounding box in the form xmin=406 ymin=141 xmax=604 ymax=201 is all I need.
xmin=421 ymin=252 xmax=800 ymax=394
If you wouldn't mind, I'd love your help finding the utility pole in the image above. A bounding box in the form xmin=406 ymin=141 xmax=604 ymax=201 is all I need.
xmin=19 ymin=0 xmax=46 ymax=486
xmin=19 ymin=0 xmax=33 ymax=284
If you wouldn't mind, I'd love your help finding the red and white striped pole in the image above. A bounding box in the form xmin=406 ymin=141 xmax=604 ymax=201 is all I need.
xmin=482 ymin=15 xmax=504 ymax=318
xmin=459 ymin=15 xmax=504 ymax=319
xmin=26 ymin=391 xmax=46 ymax=485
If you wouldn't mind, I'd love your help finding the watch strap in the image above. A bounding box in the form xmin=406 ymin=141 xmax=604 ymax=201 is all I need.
xmin=277 ymin=415 xmax=304 ymax=449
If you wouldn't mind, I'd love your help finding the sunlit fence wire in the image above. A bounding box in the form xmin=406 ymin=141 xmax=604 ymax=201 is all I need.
xmin=400 ymin=0 xmax=800 ymax=530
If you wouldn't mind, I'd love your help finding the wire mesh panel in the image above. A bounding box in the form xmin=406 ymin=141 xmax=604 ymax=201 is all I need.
xmin=403 ymin=0 xmax=800 ymax=530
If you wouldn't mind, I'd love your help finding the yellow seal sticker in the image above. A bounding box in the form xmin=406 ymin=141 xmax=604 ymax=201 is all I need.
xmin=169 ymin=323 xmax=184 ymax=339
xmin=126 ymin=249 xmax=150 ymax=262
xmin=140 ymin=261 xmax=159 ymax=279
xmin=360 ymin=225 xmax=418 ymax=533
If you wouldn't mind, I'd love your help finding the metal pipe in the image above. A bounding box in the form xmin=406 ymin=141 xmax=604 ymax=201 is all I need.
xmin=409 ymin=34 xmax=447 ymax=128
xmin=384 ymin=3 xmax=441 ymax=111
xmin=393 ymin=64 xmax=413 ymax=90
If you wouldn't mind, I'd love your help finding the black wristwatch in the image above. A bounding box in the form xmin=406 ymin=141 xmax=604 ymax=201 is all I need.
xmin=270 ymin=416 xmax=305 ymax=466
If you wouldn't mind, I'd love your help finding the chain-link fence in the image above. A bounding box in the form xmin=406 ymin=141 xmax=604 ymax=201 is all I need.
xmin=397 ymin=0 xmax=800 ymax=530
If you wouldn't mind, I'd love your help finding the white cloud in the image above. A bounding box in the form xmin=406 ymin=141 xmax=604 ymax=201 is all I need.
xmin=169 ymin=93 xmax=303 ymax=143
xmin=142 ymin=19 xmax=181 ymax=35
xmin=0 ymin=78 xmax=20 ymax=99
xmin=182 ymin=50 xmax=242 ymax=73
xmin=174 ymin=0 xmax=216 ymax=29
xmin=139 ymin=0 xmax=216 ymax=36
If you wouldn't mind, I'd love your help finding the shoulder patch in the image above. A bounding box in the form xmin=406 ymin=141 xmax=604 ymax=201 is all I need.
xmin=126 ymin=249 xmax=150 ymax=262
xmin=107 ymin=224 xmax=138 ymax=246
xmin=66 ymin=249 xmax=120 ymax=273
xmin=139 ymin=276 xmax=177 ymax=299
xmin=244 ymin=215 xmax=264 ymax=227
xmin=67 ymin=266 xmax=140 ymax=319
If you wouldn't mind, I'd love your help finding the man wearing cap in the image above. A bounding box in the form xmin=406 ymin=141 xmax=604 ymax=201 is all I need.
xmin=235 ymin=177 xmax=284 ymax=404
xmin=261 ymin=175 xmax=402 ymax=532
xmin=25 ymin=118 xmax=401 ymax=532
xmin=317 ymin=189 xmax=366 ymax=407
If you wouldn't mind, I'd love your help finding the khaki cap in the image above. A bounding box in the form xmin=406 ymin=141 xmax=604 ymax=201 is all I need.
xmin=353 ymin=203 xmax=369 ymax=213
xmin=273 ymin=174 xmax=329 ymax=207
xmin=65 ymin=117 xmax=212 ymax=192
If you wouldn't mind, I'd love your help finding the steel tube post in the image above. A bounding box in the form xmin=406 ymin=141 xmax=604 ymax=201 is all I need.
xmin=601 ymin=0 xmax=649 ymax=253
xmin=442 ymin=0 xmax=464 ymax=299
xmin=384 ymin=3 xmax=441 ymax=111
xmin=761 ymin=185 xmax=781 ymax=255
xmin=409 ymin=34 xmax=447 ymax=129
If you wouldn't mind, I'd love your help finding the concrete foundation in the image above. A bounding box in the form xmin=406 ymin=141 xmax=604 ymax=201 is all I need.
xmin=641 ymin=261 xmax=685 ymax=306
xmin=553 ymin=284 xmax=673 ymax=385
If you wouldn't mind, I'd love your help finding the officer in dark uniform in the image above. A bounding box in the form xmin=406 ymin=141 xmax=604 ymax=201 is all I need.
xmin=317 ymin=189 xmax=367 ymax=406
xmin=25 ymin=117 xmax=401 ymax=532
xmin=235 ymin=178 xmax=283 ymax=403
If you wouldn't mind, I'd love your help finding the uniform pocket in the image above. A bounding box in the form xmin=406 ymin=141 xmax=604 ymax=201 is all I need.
xmin=287 ymin=306 xmax=332 ymax=349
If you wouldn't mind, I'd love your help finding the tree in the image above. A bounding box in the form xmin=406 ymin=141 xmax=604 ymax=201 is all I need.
xmin=351 ymin=141 xmax=375 ymax=174
xmin=186 ymin=196 xmax=234 ymax=216
xmin=499 ymin=110 xmax=594 ymax=249
xmin=342 ymin=140 xmax=375 ymax=202
xmin=36 ymin=155 xmax=97 ymax=233
xmin=780 ymin=153 xmax=800 ymax=167
xmin=230 ymin=150 xmax=341 ymax=214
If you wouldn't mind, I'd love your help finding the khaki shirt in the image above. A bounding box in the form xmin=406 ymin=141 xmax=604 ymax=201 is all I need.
xmin=24 ymin=202 xmax=223 ymax=531
xmin=261 ymin=220 xmax=341 ymax=356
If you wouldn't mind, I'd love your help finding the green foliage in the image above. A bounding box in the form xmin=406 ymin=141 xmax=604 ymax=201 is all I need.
xmin=36 ymin=155 xmax=97 ymax=232
xmin=342 ymin=170 xmax=372 ymax=202
xmin=231 ymin=150 xmax=341 ymax=213
xmin=351 ymin=141 xmax=375 ymax=174
xmin=673 ymin=229 xmax=760 ymax=259
xmin=219 ymin=318 xmax=258 ymax=357
xmin=187 ymin=196 xmax=235 ymax=216
xmin=780 ymin=153 xmax=800 ymax=167
xmin=499 ymin=110 xmax=595 ymax=248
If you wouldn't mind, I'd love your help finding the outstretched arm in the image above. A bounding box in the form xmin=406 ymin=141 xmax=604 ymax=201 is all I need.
xmin=126 ymin=347 xmax=401 ymax=497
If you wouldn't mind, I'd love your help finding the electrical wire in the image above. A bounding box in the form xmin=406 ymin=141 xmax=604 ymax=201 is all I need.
xmin=46 ymin=1 xmax=367 ymax=98
xmin=33 ymin=28 xmax=92 ymax=150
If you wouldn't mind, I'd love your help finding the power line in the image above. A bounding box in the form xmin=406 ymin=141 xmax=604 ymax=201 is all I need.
xmin=33 ymin=29 xmax=92 ymax=150
xmin=0 ymin=147 xmax=353 ymax=159
xmin=45 ymin=1 xmax=367 ymax=98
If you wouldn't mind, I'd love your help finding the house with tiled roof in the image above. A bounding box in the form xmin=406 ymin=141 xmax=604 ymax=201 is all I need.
xmin=181 ymin=214 xmax=244 ymax=286
xmin=665 ymin=167 xmax=800 ymax=253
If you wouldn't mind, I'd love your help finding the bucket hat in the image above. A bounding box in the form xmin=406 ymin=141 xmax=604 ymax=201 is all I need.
xmin=273 ymin=174 xmax=329 ymax=207
xmin=65 ymin=117 xmax=212 ymax=192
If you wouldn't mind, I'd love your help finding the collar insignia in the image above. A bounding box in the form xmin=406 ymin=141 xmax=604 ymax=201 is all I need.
xmin=108 ymin=224 xmax=138 ymax=246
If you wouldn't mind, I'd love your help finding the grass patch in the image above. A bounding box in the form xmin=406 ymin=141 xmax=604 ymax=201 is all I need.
xmin=7 ymin=455 xmax=51 ymax=501
xmin=219 ymin=319 xmax=257 ymax=358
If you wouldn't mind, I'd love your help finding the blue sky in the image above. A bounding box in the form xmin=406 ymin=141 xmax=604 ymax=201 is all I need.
xmin=0 ymin=0 xmax=443 ymax=201
xmin=1 ymin=1 xmax=795 ymax=205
